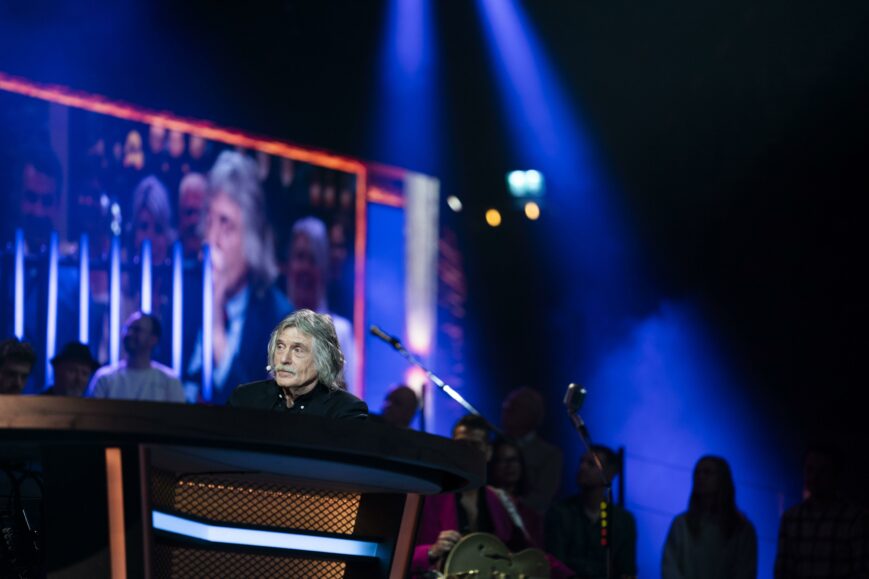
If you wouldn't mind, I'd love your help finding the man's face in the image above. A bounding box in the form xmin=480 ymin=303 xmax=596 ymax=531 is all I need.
xmin=271 ymin=327 xmax=319 ymax=391
xmin=577 ymin=451 xmax=611 ymax=488
xmin=206 ymin=194 xmax=248 ymax=294
xmin=149 ymin=125 xmax=166 ymax=154
xmin=53 ymin=360 xmax=93 ymax=397
xmin=453 ymin=425 xmax=492 ymax=463
xmin=288 ymin=233 xmax=322 ymax=310
xmin=0 ymin=361 xmax=33 ymax=394
xmin=179 ymin=184 xmax=205 ymax=256
xmin=21 ymin=163 xmax=58 ymax=245
xmin=381 ymin=387 xmax=417 ymax=428
xmin=501 ymin=390 xmax=539 ymax=438
xmin=123 ymin=314 xmax=156 ymax=357
xmin=491 ymin=444 xmax=523 ymax=489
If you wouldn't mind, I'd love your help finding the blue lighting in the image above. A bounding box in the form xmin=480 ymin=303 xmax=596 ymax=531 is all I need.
xmin=13 ymin=229 xmax=24 ymax=340
xmin=374 ymin=0 xmax=439 ymax=170
xmin=110 ymin=234 xmax=121 ymax=365
xmin=79 ymin=234 xmax=89 ymax=344
xmin=141 ymin=239 xmax=152 ymax=314
xmin=45 ymin=232 xmax=59 ymax=386
xmin=152 ymin=511 xmax=378 ymax=558
xmin=172 ymin=241 xmax=183 ymax=377
xmin=202 ymin=244 xmax=213 ymax=402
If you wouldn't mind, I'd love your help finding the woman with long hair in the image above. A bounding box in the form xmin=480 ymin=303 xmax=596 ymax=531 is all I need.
xmin=662 ymin=455 xmax=757 ymax=579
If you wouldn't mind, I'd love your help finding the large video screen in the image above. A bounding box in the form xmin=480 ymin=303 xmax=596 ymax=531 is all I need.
xmin=0 ymin=89 xmax=362 ymax=403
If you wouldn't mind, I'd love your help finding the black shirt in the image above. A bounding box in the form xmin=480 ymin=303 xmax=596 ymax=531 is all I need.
xmin=227 ymin=380 xmax=368 ymax=419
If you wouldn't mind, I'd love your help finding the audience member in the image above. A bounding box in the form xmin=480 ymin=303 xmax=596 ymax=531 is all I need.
xmin=412 ymin=415 xmax=572 ymax=578
xmin=0 ymin=339 xmax=36 ymax=394
xmin=774 ymin=446 xmax=868 ymax=578
xmin=130 ymin=175 xmax=176 ymax=265
xmin=501 ymin=386 xmax=563 ymax=513
xmin=378 ymin=384 xmax=418 ymax=428
xmin=178 ymin=172 xmax=207 ymax=261
xmin=662 ymin=455 xmax=757 ymax=579
xmin=546 ymin=445 xmax=638 ymax=579
xmin=88 ymin=311 xmax=184 ymax=402
xmin=227 ymin=309 xmax=367 ymax=418
xmin=185 ymin=151 xmax=292 ymax=404
xmin=281 ymin=216 xmax=355 ymax=393
xmin=16 ymin=144 xmax=62 ymax=251
xmin=43 ymin=342 xmax=99 ymax=397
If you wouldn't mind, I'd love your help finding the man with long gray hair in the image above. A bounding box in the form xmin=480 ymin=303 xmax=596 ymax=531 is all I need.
xmin=228 ymin=309 xmax=367 ymax=419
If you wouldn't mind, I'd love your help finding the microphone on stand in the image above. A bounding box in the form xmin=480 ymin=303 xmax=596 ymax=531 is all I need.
xmin=563 ymin=383 xmax=587 ymax=414
xmin=369 ymin=325 xmax=402 ymax=349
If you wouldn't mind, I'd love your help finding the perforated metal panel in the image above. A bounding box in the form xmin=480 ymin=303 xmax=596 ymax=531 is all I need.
xmin=151 ymin=471 xmax=361 ymax=534
xmin=153 ymin=544 xmax=346 ymax=579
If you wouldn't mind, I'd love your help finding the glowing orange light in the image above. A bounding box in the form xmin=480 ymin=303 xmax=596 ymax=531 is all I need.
xmin=485 ymin=209 xmax=502 ymax=227
xmin=524 ymin=201 xmax=540 ymax=220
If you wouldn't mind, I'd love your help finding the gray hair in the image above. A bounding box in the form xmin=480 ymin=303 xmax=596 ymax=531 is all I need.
xmin=207 ymin=151 xmax=278 ymax=291
xmin=267 ymin=309 xmax=345 ymax=390
xmin=132 ymin=175 xmax=177 ymax=243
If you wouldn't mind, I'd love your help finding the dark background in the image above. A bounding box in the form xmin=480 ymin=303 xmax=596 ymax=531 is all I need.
xmin=2 ymin=0 xmax=867 ymax=475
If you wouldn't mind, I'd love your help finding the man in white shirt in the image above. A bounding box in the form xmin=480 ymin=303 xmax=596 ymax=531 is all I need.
xmin=87 ymin=311 xmax=185 ymax=402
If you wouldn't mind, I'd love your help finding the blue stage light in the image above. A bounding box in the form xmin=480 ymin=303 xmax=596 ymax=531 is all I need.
xmin=152 ymin=511 xmax=379 ymax=557
xmin=79 ymin=234 xmax=90 ymax=344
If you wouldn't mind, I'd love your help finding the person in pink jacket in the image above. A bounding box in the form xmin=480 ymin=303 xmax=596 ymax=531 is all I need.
xmin=412 ymin=414 xmax=573 ymax=578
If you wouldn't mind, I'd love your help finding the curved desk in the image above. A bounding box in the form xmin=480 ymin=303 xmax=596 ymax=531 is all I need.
xmin=0 ymin=397 xmax=484 ymax=578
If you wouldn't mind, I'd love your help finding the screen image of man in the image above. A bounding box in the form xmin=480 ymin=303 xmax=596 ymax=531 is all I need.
xmin=228 ymin=309 xmax=367 ymax=419
xmin=185 ymin=151 xmax=292 ymax=404
xmin=87 ymin=311 xmax=185 ymax=402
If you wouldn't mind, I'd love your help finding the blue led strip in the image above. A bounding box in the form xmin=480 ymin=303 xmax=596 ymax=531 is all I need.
xmin=79 ymin=234 xmax=89 ymax=344
xmin=141 ymin=239 xmax=152 ymax=314
xmin=45 ymin=231 xmax=59 ymax=386
xmin=171 ymin=241 xmax=183 ymax=377
xmin=152 ymin=511 xmax=378 ymax=558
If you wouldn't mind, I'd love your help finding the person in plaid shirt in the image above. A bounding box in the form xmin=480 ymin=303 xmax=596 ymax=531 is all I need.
xmin=774 ymin=446 xmax=868 ymax=578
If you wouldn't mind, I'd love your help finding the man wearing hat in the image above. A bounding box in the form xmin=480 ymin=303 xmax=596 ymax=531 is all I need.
xmin=43 ymin=341 xmax=100 ymax=397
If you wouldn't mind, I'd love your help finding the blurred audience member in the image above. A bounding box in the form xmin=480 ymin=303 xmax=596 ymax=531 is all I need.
xmin=501 ymin=387 xmax=563 ymax=513
xmin=131 ymin=175 xmax=176 ymax=265
xmin=378 ymin=384 xmax=419 ymax=428
xmin=17 ymin=144 xmax=62 ymax=251
xmin=546 ymin=445 xmax=637 ymax=579
xmin=774 ymin=446 xmax=868 ymax=578
xmin=185 ymin=151 xmax=291 ymax=404
xmin=178 ymin=172 xmax=207 ymax=261
xmin=412 ymin=415 xmax=572 ymax=578
xmin=43 ymin=342 xmax=100 ymax=397
xmin=281 ymin=216 xmax=355 ymax=393
xmin=662 ymin=455 xmax=757 ymax=579
xmin=0 ymin=339 xmax=36 ymax=394
xmin=88 ymin=311 xmax=184 ymax=402
xmin=489 ymin=437 xmax=528 ymax=500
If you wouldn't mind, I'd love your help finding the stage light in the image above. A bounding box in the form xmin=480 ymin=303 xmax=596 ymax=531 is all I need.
xmin=447 ymin=195 xmax=463 ymax=212
xmin=485 ymin=209 xmax=502 ymax=227
xmin=507 ymin=169 xmax=545 ymax=197
xmin=141 ymin=239 xmax=152 ymax=314
xmin=79 ymin=234 xmax=89 ymax=344
xmin=524 ymin=201 xmax=540 ymax=220
xmin=152 ymin=511 xmax=378 ymax=557
xmin=110 ymin=234 xmax=121 ymax=365
xmin=45 ymin=232 xmax=58 ymax=386
xmin=524 ymin=169 xmax=544 ymax=194
xmin=172 ymin=241 xmax=183 ymax=377
xmin=507 ymin=170 xmax=527 ymax=196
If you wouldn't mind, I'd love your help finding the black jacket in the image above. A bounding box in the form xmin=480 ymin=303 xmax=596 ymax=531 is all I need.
xmin=227 ymin=379 xmax=368 ymax=419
